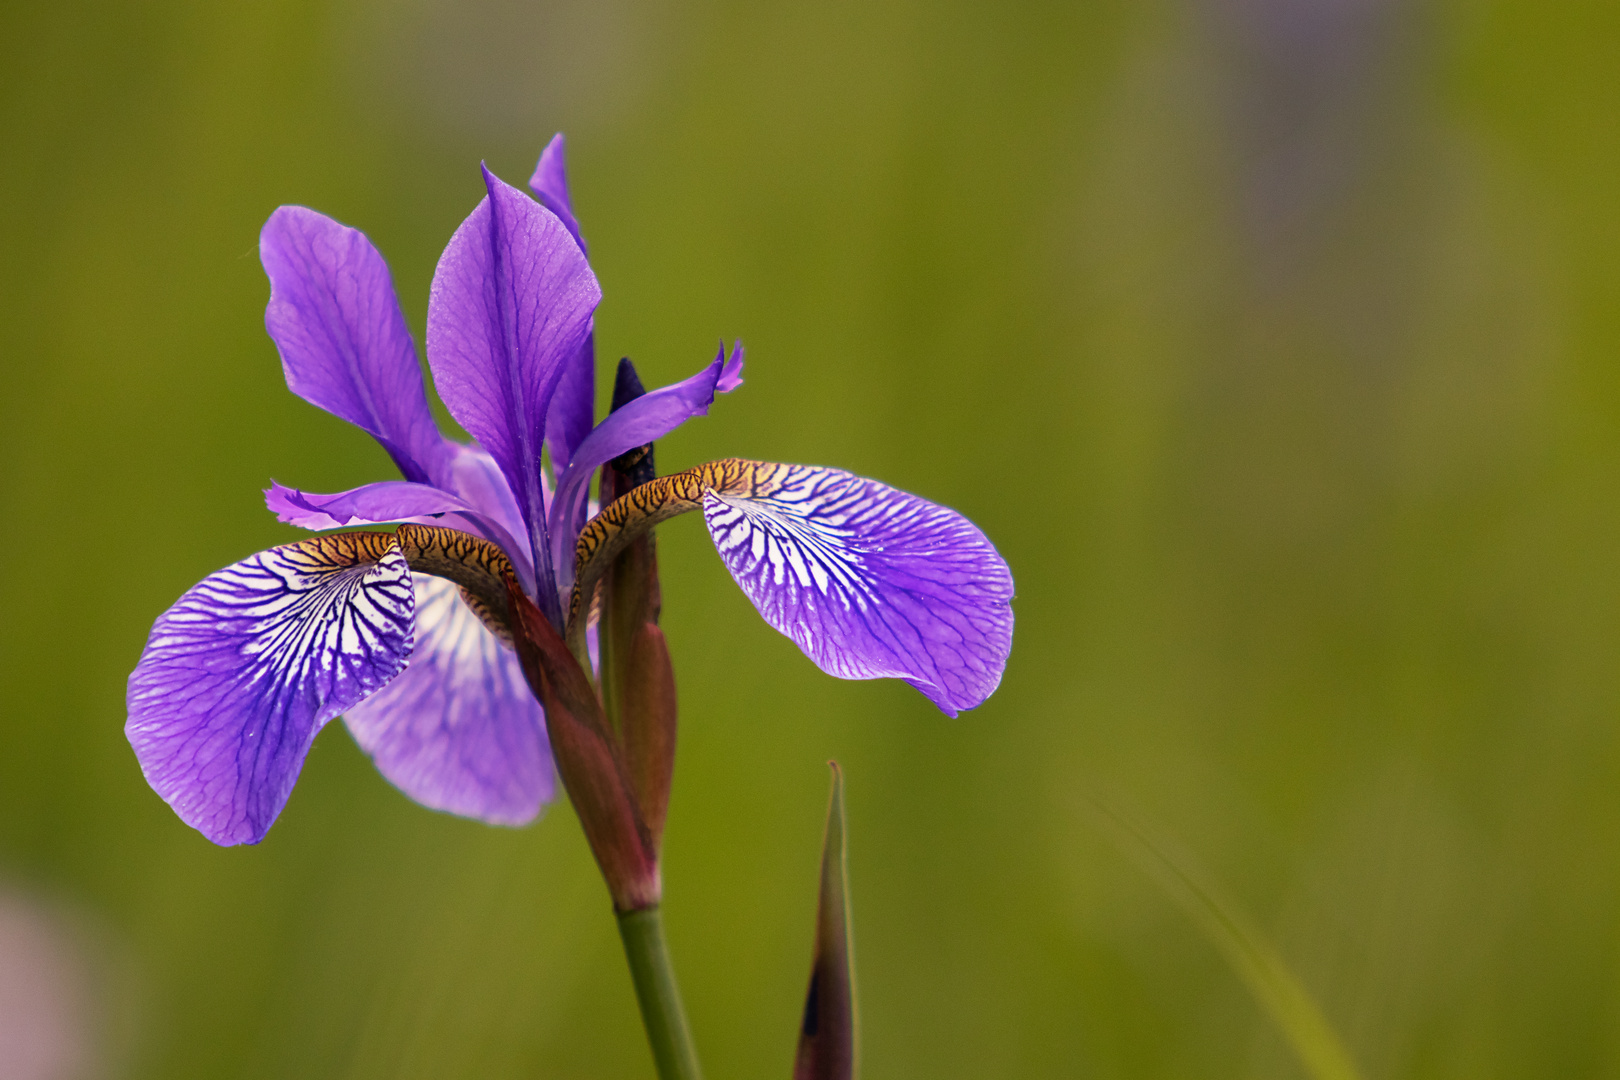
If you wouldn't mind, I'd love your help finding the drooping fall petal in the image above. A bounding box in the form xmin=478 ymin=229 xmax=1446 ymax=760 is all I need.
xmin=126 ymin=534 xmax=415 ymax=845
xmin=569 ymin=459 xmax=1012 ymax=715
xmin=261 ymin=206 xmax=453 ymax=487
xmin=701 ymin=464 xmax=1013 ymax=716
xmin=343 ymin=576 xmax=554 ymax=825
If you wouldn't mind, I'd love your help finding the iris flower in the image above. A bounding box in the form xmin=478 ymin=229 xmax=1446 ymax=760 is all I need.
xmin=125 ymin=136 xmax=1015 ymax=857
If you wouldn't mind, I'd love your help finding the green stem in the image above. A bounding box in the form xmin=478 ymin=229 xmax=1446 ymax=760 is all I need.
xmin=617 ymin=906 xmax=704 ymax=1080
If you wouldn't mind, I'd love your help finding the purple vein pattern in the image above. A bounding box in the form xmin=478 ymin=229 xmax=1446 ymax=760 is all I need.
xmin=428 ymin=166 xmax=600 ymax=610
xmin=262 ymin=206 xmax=453 ymax=488
xmin=701 ymin=465 xmax=1014 ymax=716
xmin=344 ymin=576 xmax=554 ymax=825
xmin=127 ymin=134 xmax=1013 ymax=849
xmin=126 ymin=538 xmax=415 ymax=845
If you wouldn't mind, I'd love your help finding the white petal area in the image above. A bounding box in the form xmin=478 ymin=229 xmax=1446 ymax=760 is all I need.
xmin=126 ymin=535 xmax=415 ymax=845
xmin=702 ymin=464 xmax=1014 ymax=716
xmin=343 ymin=575 xmax=555 ymax=825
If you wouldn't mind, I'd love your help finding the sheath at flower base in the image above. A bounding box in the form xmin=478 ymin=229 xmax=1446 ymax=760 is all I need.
xmin=124 ymin=135 xmax=1016 ymax=873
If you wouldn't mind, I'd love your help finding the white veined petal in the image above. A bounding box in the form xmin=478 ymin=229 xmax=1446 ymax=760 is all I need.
xmin=126 ymin=535 xmax=415 ymax=845
xmin=701 ymin=464 xmax=1013 ymax=715
xmin=344 ymin=575 xmax=555 ymax=825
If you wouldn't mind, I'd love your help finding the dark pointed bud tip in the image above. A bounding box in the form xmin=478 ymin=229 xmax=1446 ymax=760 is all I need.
xmin=612 ymin=356 xmax=648 ymax=411
xmin=610 ymin=443 xmax=651 ymax=474
xmin=794 ymin=763 xmax=856 ymax=1080
xmin=801 ymin=969 xmax=820 ymax=1037
xmin=609 ymin=357 xmax=656 ymax=484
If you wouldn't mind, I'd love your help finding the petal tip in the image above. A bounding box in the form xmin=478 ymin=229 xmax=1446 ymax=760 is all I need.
xmin=718 ymin=341 xmax=745 ymax=392
xmin=530 ymin=133 xmax=567 ymax=194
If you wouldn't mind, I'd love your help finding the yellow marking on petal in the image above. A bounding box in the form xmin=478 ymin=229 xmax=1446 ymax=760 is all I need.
xmin=396 ymin=523 xmax=519 ymax=642
xmin=569 ymin=459 xmax=789 ymax=639
xmin=280 ymin=529 xmax=401 ymax=571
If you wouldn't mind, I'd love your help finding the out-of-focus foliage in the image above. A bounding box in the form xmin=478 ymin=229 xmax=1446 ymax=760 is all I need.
xmin=2 ymin=0 xmax=1618 ymax=1076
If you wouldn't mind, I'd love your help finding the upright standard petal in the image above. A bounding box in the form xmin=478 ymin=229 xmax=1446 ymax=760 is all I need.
xmin=428 ymin=165 xmax=600 ymax=612
xmin=126 ymin=534 xmax=415 ymax=845
xmin=701 ymin=464 xmax=1013 ymax=716
xmin=343 ymin=576 xmax=554 ymax=825
xmin=549 ymin=342 xmax=745 ymax=587
xmin=528 ymin=133 xmax=586 ymax=254
xmin=261 ymin=207 xmax=452 ymax=487
xmin=530 ymin=137 xmax=595 ymax=472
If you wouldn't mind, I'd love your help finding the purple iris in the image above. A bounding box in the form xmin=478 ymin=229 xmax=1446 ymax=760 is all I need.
xmin=125 ymin=136 xmax=1014 ymax=848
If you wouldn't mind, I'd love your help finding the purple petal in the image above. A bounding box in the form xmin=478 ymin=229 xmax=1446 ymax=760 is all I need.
xmin=545 ymin=329 xmax=596 ymax=472
xmin=264 ymin=479 xmax=535 ymax=593
xmin=126 ymin=536 xmax=415 ymax=845
xmin=261 ymin=207 xmax=452 ymax=487
xmin=531 ymin=137 xmax=595 ymax=471
xmin=715 ymin=341 xmax=745 ymax=391
xmin=267 ymin=480 xmax=479 ymax=530
xmin=428 ymin=165 xmax=600 ymax=613
xmin=343 ymin=576 xmax=555 ymax=825
xmin=444 ymin=443 xmax=533 ymax=556
xmin=702 ymin=465 xmax=1013 ymax=716
xmin=550 ymin=342 xmax=745 ymax=587
xmin=528 ymin=133 xmax=586 ymax=254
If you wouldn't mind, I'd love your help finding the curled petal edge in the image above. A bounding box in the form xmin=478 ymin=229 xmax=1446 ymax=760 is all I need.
xmin=549 ymin=342 xmax=744 ymax=590
xmin=265 ymin=479 xmax=536 ymax=595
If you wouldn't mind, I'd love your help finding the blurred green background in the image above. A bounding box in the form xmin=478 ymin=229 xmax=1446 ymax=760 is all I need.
xmin=3 ymin=0 xmax=1619 ymax=1076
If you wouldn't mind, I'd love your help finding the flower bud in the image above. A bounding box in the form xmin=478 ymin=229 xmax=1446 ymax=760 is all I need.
xmin=794 ymin=763 xmax=856 ymax=1080
xmin=508 ymin=579 xmax=660 ymax=911
xmin=599 ymin=357 xmax=679 ymax=849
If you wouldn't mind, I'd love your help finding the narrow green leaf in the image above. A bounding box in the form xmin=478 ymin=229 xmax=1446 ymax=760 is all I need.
xmin=1087 ymin=797 xmax=1364 ymax=1080
xmin=793 ymin=762 xmax=857 ymax=1080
